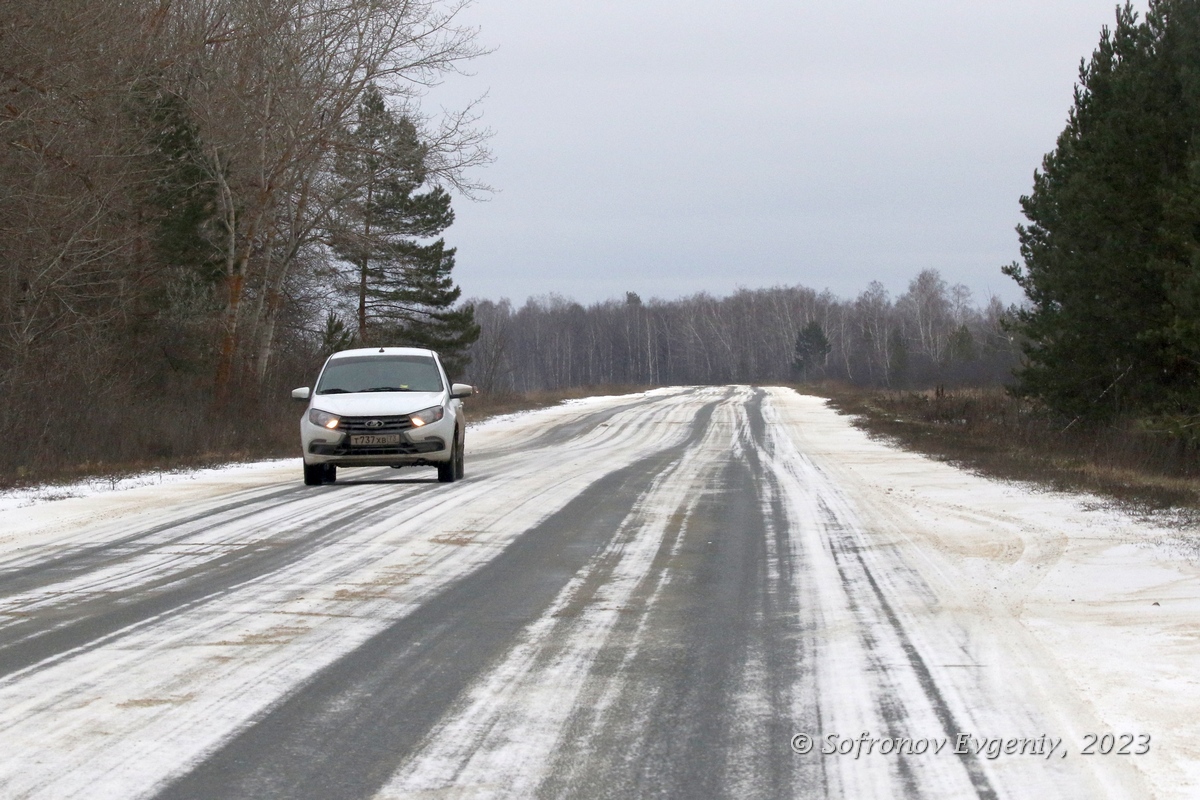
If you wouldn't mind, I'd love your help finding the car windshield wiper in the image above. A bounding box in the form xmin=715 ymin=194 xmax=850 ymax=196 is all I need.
xmin=361 ymin=386 xmax=415 ymax=392
xmin=316 ymin=388 xmax=352 ymax=394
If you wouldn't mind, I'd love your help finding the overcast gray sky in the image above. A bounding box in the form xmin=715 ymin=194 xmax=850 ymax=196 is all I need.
xmin=429 ymin=1 xmax=1144 ymax=307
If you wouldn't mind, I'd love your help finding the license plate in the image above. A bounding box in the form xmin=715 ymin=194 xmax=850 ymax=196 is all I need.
xmin=350 ymin=434 xmax=400 ymax=446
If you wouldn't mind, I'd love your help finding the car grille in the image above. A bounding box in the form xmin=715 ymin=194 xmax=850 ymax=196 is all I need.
xmin=309 ymin=439 xmax=444 ymax=456
xmin=337 ymin=415 xmax=415 ymax=434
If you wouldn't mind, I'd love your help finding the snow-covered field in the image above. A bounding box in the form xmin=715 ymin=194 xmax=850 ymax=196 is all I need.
xmin=0 ymin=387 xmax=1194 ymax=799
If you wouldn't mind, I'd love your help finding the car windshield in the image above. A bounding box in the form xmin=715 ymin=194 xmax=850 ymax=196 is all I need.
xmin=315 ymin=355 xmax=443 ymax=394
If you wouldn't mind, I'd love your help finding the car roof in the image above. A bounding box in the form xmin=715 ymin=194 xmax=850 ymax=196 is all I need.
xmin=327 ymin=347 xmax=437 ymax=360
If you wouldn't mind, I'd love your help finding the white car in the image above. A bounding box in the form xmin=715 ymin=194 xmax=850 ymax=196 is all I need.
xmin=291 ymin=347 xmax=474 ymax=486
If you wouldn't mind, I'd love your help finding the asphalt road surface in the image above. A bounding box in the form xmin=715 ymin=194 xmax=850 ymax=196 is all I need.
xmin=0 ymin=387 xmax=1189 ymax=798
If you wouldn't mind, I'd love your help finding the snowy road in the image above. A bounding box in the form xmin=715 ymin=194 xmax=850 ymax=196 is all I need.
xmin=1 ymin=387 xmax=1196 ymax=798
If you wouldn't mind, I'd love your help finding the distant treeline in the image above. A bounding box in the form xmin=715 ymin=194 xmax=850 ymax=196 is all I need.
xmin=461 ymin=270 xmax=1020 ymax=393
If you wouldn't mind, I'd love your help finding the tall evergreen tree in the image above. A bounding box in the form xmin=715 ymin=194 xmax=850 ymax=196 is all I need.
xmin=1004 ymin=1 xmax=1200 ymax=426
xmin=332 ymin=85 xmax=479 ymax=373
xmin=144 ymin=88 xmax=221 ymax=285
xmin=792 ymin=321 xmax=831 ymax=381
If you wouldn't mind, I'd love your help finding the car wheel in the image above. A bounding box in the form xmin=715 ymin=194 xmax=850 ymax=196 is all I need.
xmin=323 ymin=464 xmax=337 ymax=484
xmin=438 ymin=434 xmax=459 ymax=483
xmin=303 ymin=462 xmax=324 ymax=486
xmin=454 ymin=435 xmax=465 ymax=480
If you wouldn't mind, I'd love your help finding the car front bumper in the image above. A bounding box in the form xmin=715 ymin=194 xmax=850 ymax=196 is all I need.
xmin=301 ymin=415 xmax=454 ymax=467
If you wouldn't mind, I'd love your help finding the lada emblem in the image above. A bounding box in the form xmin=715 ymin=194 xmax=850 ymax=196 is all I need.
xmin=364 ymin=419 xmax=385 ymax=429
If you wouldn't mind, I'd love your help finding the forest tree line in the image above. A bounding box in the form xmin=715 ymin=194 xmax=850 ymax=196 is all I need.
xmin=1 ymin=0 xmax=484 ymax=476
xmin=460 ymin=270 xmax=1020 ymax=393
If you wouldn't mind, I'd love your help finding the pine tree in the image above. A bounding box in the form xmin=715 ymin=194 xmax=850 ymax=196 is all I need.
xmin=319 ymin=311 xmax=355 ymax=358
xmin=144 ymin=88 xmax=221 ymax=284
xmin=887 ymin=329 xmax=909 ymax=389
xmin=1148 ymin=0 xmax=1200 ymax=433
xmin=792 ymin=321 xmax=831 ymax=381
xmin=947 ymin=324 xmax=976 ymax=364
xmin=332 ymin=85 xmax=479 ymax=372
xmin=1004 ymin=1 xmax=1200 ymax=425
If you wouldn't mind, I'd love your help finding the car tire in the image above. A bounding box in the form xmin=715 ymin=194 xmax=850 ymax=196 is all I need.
xmin=438 ymin=433 xmax=459 ymax=483
xmin=454 ymin=435 xmax=465 ymax=480
xmin=323 ymin=464 xmax=337 ymax=484
xmin=303 ymin=463 xmax=324 ymax=486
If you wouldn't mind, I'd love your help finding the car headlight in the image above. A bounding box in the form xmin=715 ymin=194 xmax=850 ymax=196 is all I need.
xmin=308 ymin=408 xmax=341 ymax=429
xmin=409 ymin=406 xmax=445 ymax=427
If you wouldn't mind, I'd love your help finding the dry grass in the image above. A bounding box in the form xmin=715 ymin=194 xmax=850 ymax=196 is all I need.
xmin=813 ymin=383 xmax=1200 ymax=512
xmin=0 ymin=394 xmax=301 ymax=492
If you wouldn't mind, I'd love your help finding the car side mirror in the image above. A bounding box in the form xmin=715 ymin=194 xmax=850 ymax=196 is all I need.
xmin=291 ymin=387 xmax=311 ymax=401
xmin=450 ymin=383 xmax=475 ymax=399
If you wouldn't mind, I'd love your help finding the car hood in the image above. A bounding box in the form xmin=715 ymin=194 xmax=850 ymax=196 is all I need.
xmin=309 ymin=391 xmax=445 ymax=417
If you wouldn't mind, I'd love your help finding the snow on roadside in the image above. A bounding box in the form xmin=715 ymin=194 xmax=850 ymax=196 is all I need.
xmin=768 ymin=388 xmax=1200 ymax=800
xmin=0 ymin=459 xmax=297 ymax=513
